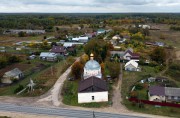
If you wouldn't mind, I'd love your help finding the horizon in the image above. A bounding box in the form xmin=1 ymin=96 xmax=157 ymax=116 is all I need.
xmin=0 ymin=0 xmax=180 ymax=13
xmin=0 ymin=12 xmax=180 ymax=14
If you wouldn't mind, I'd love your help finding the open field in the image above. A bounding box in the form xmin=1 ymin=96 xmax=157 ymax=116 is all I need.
xmin=149 ymin=24 xmax=180 ymax=49
xmin=0 ymin=33 xmax=53 ymax=46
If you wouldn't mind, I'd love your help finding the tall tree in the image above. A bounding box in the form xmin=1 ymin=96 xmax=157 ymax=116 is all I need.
xmin=71 ymin=61 xmax=83 ymax=79
xmin=150 ymin=47 xmax=166 ymax=64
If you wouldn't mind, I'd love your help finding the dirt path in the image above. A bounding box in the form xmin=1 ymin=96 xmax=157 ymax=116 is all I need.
xmin=159 ymin=50 xmax=172 ymax=76
xmin=36 ymin=57 xmax=80 ymax=107
xmin=112 ymin=63 xmax=128 ymax=112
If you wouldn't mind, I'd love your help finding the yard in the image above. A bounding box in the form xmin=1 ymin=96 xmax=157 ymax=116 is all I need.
xmin=121 ymin=65 xmax=180 ymax=117
xmin=0 ymin=56 xmax=75 ymax=96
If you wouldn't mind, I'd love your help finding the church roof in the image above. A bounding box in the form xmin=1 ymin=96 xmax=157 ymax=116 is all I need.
xmin=78 ymin=76 xmax=108 ymax=93
xmin=84 ymin=60 xmax=100 ymax=70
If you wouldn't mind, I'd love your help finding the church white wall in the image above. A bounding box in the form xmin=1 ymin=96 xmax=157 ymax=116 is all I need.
xmin=78 ymin=91 xmax=108 ymax=103
xmin=83 ymin=68 xmax=102 ymax=79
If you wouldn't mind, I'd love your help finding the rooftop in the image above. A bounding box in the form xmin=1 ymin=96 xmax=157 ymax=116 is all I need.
xmin=3 ymin=68 xmax=23 ymax=78
xmin=149 ymin=86 xmax=165 ymax=96
xmin=78 ymin=76 xmax=107 ymax=93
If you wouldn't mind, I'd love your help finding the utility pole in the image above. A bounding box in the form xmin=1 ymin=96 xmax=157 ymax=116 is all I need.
xmin=93 ymin=111 xmax=96 ymax=118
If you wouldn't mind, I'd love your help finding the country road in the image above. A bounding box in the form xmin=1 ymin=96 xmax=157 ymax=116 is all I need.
xmin=0 ymin=103 xmax=144 ymax=118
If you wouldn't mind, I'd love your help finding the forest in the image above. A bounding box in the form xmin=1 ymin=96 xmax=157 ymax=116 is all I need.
xmin=0 ymin=13 xmax=180 ymax=34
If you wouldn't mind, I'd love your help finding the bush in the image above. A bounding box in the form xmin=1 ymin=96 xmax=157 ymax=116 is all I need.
xmin=130 ymin=91 xmax=138 ymax=98
xmin=135 ymin=84 xmax=144 ymax=90
xmin=106 ymin=61 xmax=120 ymax=79
xmin=14 ymin=85 xmax=24 ymax=94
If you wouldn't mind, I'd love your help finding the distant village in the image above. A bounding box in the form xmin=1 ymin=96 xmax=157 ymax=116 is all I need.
xmin=0 ymin=15 xmax=180 ymax=117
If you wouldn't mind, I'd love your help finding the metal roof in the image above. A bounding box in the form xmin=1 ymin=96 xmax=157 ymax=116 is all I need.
xmin=149 ymin=86 xmax=165 ymax=96
xmin=84 ymin=60 xmax=101 ymax=70
xmin=165 ymin=87 xmax=180 ymax=97
xmin=78 ymin=76 xmax=107 ymax=93
xmin=125 ymin=60 xmax=138 ymax=68
xmin=3 ymin=68 xmax=23 ymax=78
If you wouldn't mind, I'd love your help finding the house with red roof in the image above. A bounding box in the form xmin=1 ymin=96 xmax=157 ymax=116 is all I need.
xmin=123 ymin=48 xmax=140 ymax=61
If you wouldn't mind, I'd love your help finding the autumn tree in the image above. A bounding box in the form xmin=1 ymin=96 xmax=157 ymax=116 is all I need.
xmin=150 ymin=47 xmax=166 ymax=64
xmin=80 ymin=54 xmax=89 ymax=65
xmin=84 ymin=39 xmax=112 ymax=62
xmin=71 ymin=61 xmax=83 ymax=79
xmin=106 ymin=61 xmax=120 ymax=79
xmin=18 ymin=31 xmax=27 ymax=37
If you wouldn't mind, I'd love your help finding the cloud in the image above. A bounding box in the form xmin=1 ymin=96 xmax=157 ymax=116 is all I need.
xmin=0 ymin=0 xmax=180 ymax=13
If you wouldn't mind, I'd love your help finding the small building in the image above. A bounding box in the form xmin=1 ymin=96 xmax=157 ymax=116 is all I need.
xmin=149 ymin=86 xmax=180 ymax=102
xmin=155 ymin=42 xmax=165 ymax=47
xmin=28 ymin=55 xmax=36 ymax=60
xmin=40 ymin=52 xmax=57 ymax=61
xmin=72 ymin=37 xmax=80 ymax=42
xmin=78 ymin=76 xmax=108 ymax=103
xmin=78 ymin=36 xmax=89 ymax=43
xmin=97 ymin=29 xmax=106 ymax=35
xmin=125 ymin=60 xmax=140 ymax=71
xmin=139 ymin=25 xmax=151 ymax=29
xmin=4 ymin=29 xmax=45 ymax=35
xmin=110 ymin=51 xmax=124 ymax=58
xmin=63 ymin=43 xmax=73 ymax=48
xmin=50 ymin=46 xmax=67 ymax=56
xmin=2 ymin=68 xmax=24 ymax=84
xmin=147 ymin=77 xmax=156 ymax=83
xmin=71 ymin=36 xmax=89 ymax=43
xmin=112 ymin=35 xmax=121 ymax=40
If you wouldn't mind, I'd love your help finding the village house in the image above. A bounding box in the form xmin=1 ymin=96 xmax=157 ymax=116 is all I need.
xmin=78 ymin=76 xmax=108 ymax=103
xmin=112 ymin=35 xmax=126 ymax=44
xmin=2 ymin=68 xmax=24 ymax=84
xmin=139 ymin=25 xmax=151 ymax=29
xmin=40 ymin=52 xmax=57 ymax=61
xmin=149 ymin=86 xmax=180 ymax=103
xmin=50 ymin=46 xmax=67 ymax=56
xmin=124 ymin=60 xmax=140 ymax=71
xmin=72 ymin=36 xmax=89 ymax=43
xmin=145 ymin=41 xmax=165 ymax=47
xmin=110 ymin=48 xmax=140 ymax=62
xmin=123 ymin=48 xmax=140 ymax=61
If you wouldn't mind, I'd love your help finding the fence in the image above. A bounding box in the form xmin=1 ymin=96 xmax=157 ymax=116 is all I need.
xmin=129 ymin=98 xmax=180 ymax=108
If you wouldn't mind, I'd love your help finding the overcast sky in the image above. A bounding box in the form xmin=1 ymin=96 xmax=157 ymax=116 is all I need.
xmin=0 ymin=0 xmax=180 ymax=13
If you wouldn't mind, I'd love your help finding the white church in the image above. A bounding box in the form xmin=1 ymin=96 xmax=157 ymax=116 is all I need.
xmin=78 ymin=53 xmax=108 ymax=103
